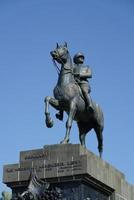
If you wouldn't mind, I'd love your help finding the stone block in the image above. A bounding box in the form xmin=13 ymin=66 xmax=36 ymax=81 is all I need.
xmin=3 ymin=144 xmax=134 ymax=199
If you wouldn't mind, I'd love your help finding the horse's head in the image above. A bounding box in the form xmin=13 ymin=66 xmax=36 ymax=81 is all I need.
xmin=50 ymin=42 xmax=69 ymax=64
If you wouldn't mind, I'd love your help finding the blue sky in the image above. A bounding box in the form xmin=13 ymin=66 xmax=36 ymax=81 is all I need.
xmin=0 ymin=0 xmax=134 ymax=192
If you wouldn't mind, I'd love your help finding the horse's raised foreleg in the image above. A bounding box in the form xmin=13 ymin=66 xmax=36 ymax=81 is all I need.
xmin=60 ymin=99 xmax=76 ymax=144
xmin=44 ymin=96 xmax=60 ymax=128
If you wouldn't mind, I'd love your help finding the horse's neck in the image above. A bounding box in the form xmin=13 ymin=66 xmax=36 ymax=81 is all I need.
xmin=57 ymin=58 xmax=74 ymax=86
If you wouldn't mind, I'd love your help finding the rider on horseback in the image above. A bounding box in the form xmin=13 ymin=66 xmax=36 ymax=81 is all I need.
xmin=56 ymin=52 xmax=94 ymax=121
xmin=73 ymin=52 xmax=94 ymax=112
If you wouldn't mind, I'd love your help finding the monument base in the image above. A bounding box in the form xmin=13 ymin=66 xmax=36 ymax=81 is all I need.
xmin=3 ymin=144 xmax=134 ymax=199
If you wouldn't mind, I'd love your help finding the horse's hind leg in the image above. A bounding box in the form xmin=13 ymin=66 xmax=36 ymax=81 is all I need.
xmin=94 ymin=126 xmax=103 ymax=158
xmin=44 ymin=96 xmax=60 ymax=128
xmin=78 ymin=126 xmax=86 ymax=147
xmin=79 ymin=133 xmax=86 ymax=148
xmin=77 ymin=122 xmax=92 ymax=148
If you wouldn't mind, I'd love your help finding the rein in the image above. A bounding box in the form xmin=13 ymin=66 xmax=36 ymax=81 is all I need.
xmin=52 ymin=51 xmax=73 ymax=76
xmin=52 ymin=59 xmax=60 ymax=75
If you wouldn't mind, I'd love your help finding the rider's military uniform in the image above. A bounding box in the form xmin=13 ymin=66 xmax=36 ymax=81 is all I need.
xmin=73 ymin=52 xmax=93 ymax=111
xmin=73 ymin=63 xmax=92 ymax=93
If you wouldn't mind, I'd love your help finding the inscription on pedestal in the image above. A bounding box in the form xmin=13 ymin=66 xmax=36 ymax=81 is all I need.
xmin=4 ymin=144 xmax=132 ymax=200
xmin=3 ymin=156 xmax=87 ymax=182
xmin=20 ymin=149 xmax=49 ymax=162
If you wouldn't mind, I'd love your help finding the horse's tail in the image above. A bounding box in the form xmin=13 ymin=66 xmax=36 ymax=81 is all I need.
xmin=93 ymin=102 xmax=104 ymax=129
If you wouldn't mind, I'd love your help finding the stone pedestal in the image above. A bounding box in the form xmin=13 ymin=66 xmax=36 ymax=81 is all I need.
xmin=3 ymin=144 xmax=134 ymax=199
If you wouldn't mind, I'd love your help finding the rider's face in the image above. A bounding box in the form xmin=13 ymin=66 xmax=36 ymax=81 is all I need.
xmin=77 ymin=56 xmax=84 ymax=64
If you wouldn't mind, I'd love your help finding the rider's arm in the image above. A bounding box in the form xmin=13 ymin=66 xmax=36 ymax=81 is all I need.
xmin=79 ymin=66 xmax=92 ymax=79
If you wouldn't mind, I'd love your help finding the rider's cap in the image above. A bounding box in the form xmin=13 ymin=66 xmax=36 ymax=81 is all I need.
xmin=73 ymin=52 xmax=85 ymax=64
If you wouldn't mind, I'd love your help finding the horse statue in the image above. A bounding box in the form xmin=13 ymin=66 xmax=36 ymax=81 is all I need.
xmin=44 ymin=42 xmax=104 ymax=157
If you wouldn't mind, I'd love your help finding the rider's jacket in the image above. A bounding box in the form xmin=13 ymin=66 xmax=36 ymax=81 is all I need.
xmin=73 ymin=64 xmax=92 ymax=84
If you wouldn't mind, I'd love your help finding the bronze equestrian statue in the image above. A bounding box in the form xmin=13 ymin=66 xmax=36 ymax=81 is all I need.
xmin=56 ymin=51 xmax=94 ymax=120
xmin=44 ymin=42 xmax=104 ymax=157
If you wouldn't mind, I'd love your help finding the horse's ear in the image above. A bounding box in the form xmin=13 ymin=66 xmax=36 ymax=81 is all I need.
xmin=64 ymin=42 xmax=67 ymax=47
xmin=56 ymin=42 xmax=59 ymax=48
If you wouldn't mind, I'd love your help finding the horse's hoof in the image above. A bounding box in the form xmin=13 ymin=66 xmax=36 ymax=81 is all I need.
xmin=81 ymin=144 xmax=86 ymax=149
xmin=60 ymin=139 xmax=69 ymax=144
xmin=98 ymin=146 xmax=103 ymax=158
xmin=45 ymin=119 xmax=54 ymax=128
xmin=99 ymin=151 xmax=103 ymax=158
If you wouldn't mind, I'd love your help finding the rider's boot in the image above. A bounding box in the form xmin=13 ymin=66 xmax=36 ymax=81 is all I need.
xmin=56 ymin=110 xmax=64 ymax=121
xmin=88 ymin=95 xmax=94 ymax=112
xmin=83 ymin=92 xmax=94 ymax=112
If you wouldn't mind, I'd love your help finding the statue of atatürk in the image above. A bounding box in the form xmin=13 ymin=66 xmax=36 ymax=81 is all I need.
xmin=44 ymin=42 xmax=104 ymax=157
xmin=56 ymin=52 xmax=94 ymax=121
xmin=73 ymin=52 xmax=93 ymax=111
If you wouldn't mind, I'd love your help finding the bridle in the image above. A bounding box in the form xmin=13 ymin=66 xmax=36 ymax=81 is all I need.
xmin=52 ymin=59 xmax=61 ymax=75
xmin=52 ymin=49 xmax=73 ymax=75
